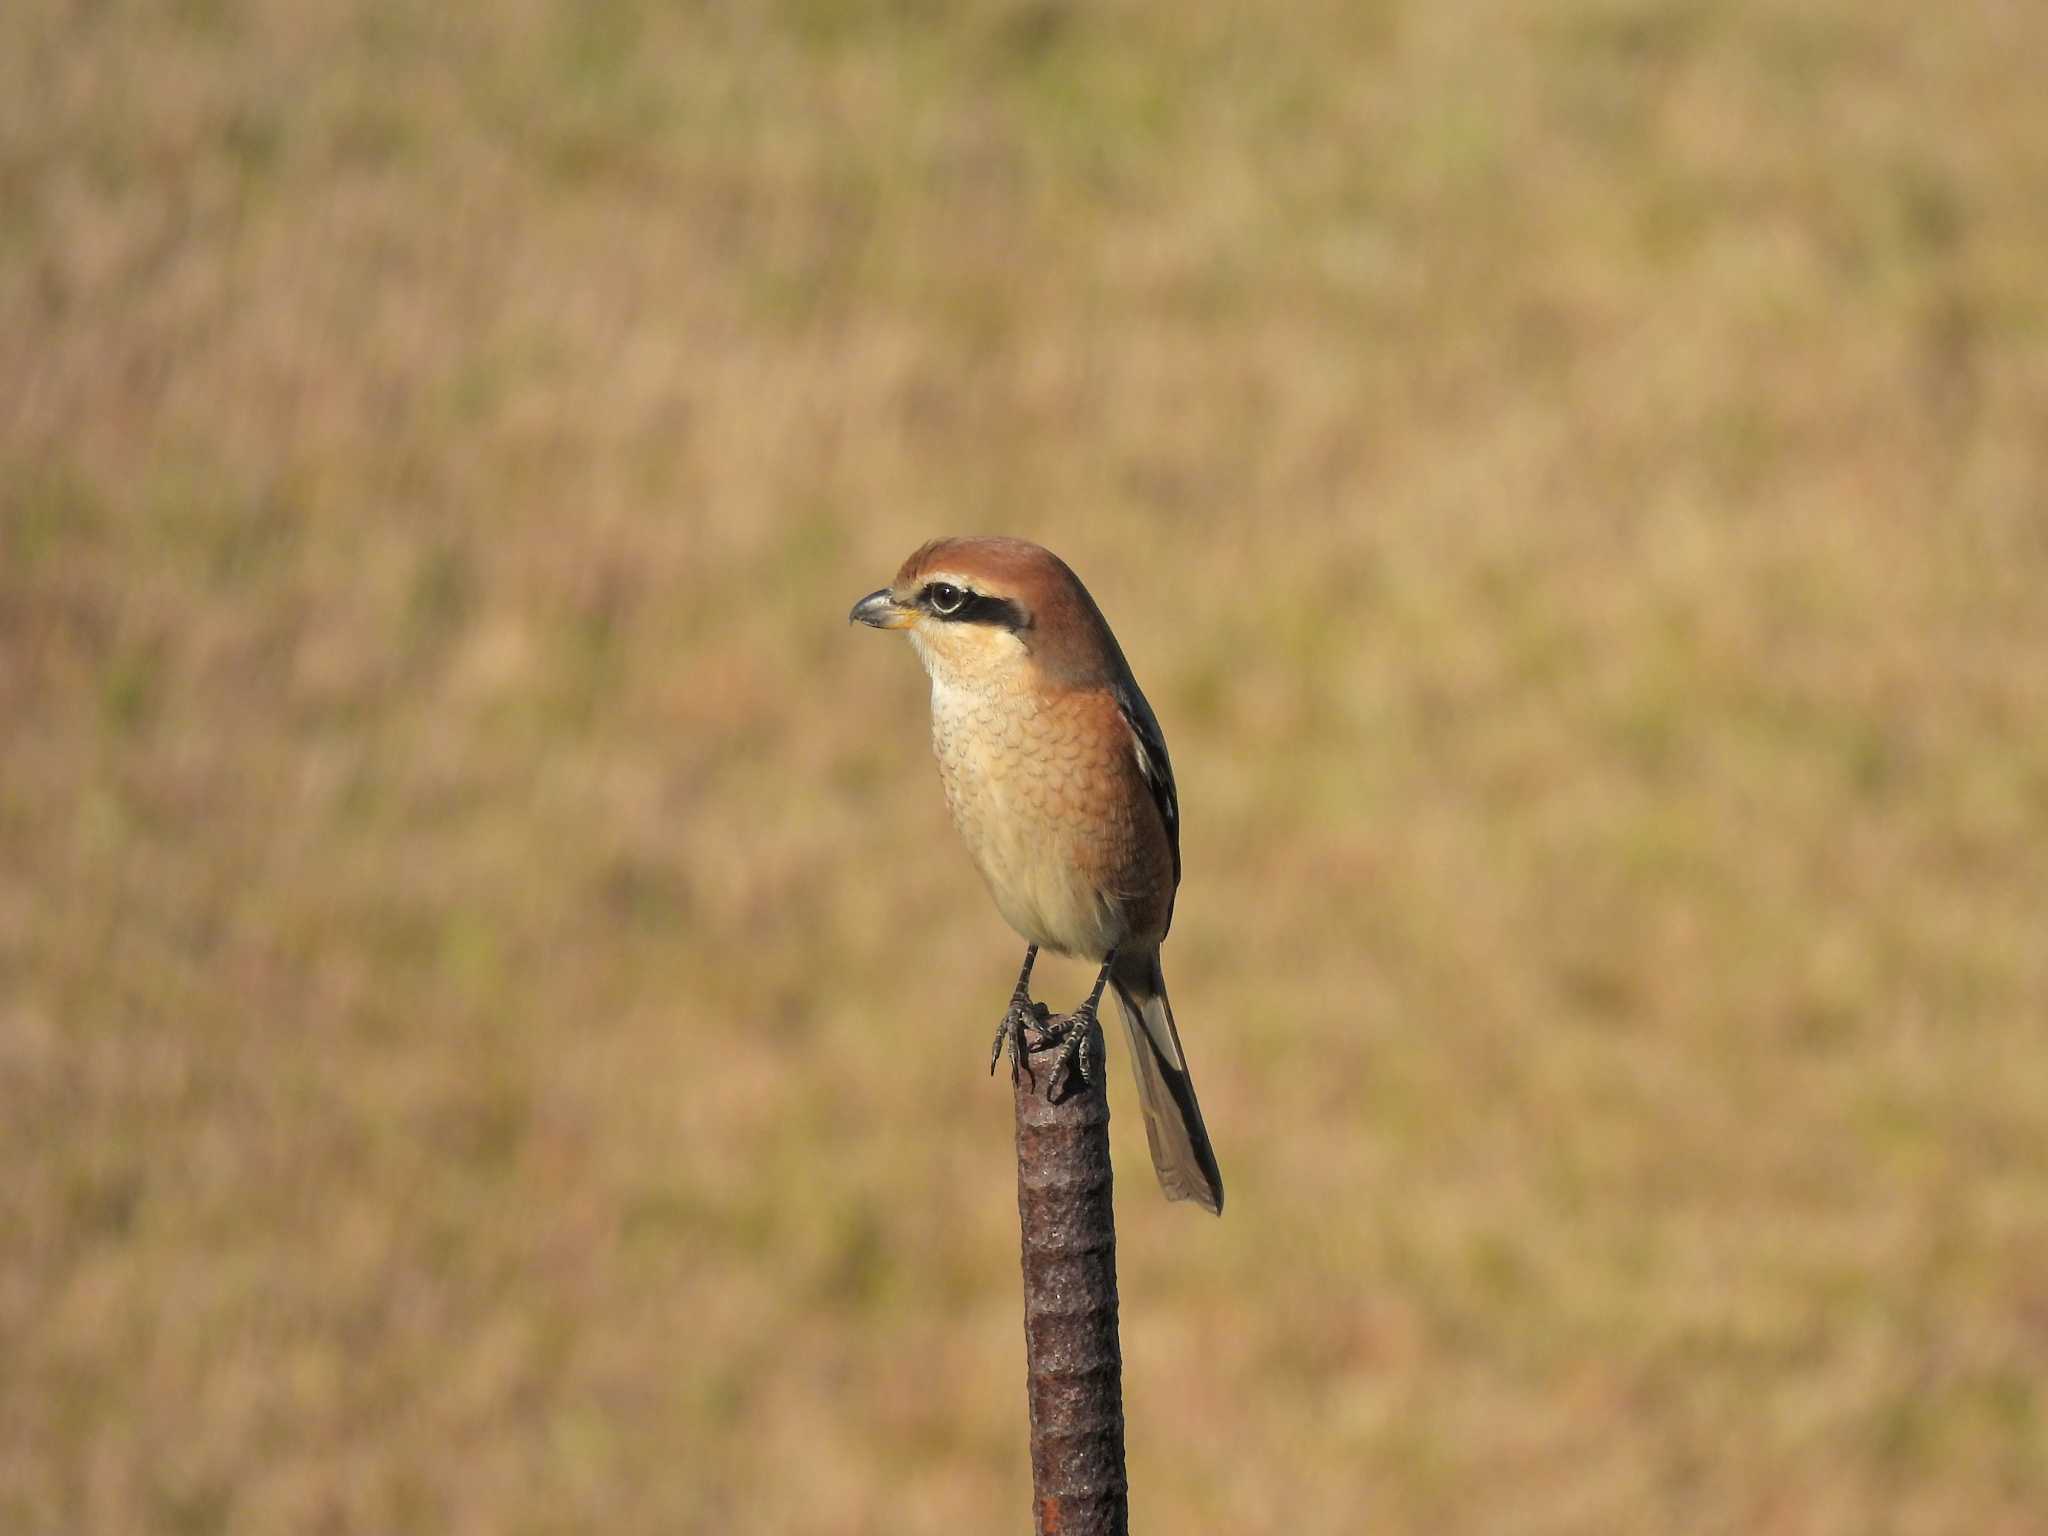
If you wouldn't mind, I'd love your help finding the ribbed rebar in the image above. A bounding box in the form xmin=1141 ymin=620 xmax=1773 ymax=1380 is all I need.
xmin=1012 ymin=1015 xmax=1127 ymax=1535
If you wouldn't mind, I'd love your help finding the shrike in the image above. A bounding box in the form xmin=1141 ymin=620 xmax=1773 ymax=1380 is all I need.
xmin=851 ymin=537 xmax=1223 ymax=1214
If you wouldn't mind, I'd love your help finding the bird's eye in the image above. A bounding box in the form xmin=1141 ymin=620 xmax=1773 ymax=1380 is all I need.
xmin=925 ymin=582 xmax=966 ymax=614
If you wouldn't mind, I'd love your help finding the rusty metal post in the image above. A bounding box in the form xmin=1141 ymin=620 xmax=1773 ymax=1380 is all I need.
xmin=1012 ymin=1012 xmax=1127 ymax=1535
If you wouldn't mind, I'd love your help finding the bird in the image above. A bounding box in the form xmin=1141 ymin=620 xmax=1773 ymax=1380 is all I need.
xmin=850 ymin=536 xmax=1223 ymax=1214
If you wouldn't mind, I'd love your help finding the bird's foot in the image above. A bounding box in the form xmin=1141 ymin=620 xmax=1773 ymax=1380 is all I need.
xmin=1034 ymin=1009 xmax=1098 ymax=1102
xmin=991 ymin=995 xmax=1052 ymax=1086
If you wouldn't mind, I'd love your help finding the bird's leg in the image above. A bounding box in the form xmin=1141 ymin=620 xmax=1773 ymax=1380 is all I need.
xmin=1042 ymin=949 xmax=1115 ymax=1101
xmin=990 ymin=944 xmax=1043 ymax=1083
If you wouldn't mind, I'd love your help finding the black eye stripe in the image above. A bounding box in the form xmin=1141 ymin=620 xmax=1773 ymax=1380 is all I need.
xmin=952 ymin=593 xmax=1029 ymax=630
xmin=919 ymin=582 xmax=1028 ymax=631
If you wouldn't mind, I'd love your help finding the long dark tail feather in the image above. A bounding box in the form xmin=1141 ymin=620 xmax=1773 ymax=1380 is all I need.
xmin=1110 ymin=951 xmax=1223 ymax=1215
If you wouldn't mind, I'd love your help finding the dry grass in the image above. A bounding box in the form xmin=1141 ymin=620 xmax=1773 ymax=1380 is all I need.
xmin=6 ymin=0 xmax=2048 ymax=1531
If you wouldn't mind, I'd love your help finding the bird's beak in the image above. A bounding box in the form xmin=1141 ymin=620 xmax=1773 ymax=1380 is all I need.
xmin=849 ymin=588 xmax=916 ymax=630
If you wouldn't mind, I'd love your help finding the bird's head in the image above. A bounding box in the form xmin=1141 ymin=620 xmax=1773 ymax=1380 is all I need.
xmin=849 ymin=536 xmax=1121 ymax=689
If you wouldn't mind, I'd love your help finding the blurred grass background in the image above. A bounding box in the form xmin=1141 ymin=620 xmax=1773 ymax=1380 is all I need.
xmin=5 ymin=0 xmax=2048 ymax=1530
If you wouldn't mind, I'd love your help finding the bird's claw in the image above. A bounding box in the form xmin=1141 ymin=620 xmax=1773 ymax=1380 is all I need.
xmin=1036 ymin=1011 xmax=1098 ymax=1102
xmin=991 ymin=996 xmax=1052 ymax=1085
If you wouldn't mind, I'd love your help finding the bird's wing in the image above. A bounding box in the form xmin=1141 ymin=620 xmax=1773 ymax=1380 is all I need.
xmin=1115 ymin=678 xmax=1180 ymax=890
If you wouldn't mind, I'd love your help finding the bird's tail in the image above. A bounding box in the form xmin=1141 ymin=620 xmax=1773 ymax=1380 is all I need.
xmin=1111 ymin=951 xmax=1224 ymax=1215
